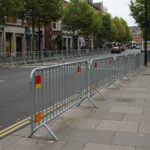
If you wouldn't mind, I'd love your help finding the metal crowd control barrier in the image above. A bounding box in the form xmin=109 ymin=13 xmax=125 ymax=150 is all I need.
xmin=114 ymin=55 xmax=126 ymax=82
xmin=29 ymin=60 xmax=98 ymax=141
xmin=140 ymin=52 xmax=144 ymax=67
xmin=0 ymin=49 xmax=109 ymax=66
xmin=136 ymin=53 xmax=141 ymax=69
xmin=89 ymin=57 xmax=114 ymax=100
xmin=29 ymin=52 xmax=144 ymax=141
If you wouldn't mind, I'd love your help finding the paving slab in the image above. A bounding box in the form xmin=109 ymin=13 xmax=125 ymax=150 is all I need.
xmin=60 ymin=107 xmax=91 ymax=119
xmin=0 ymin=135 xmax=21 ymax=150
xmin=61 ymin=141 xmax=86 ymax=150
xmin=58 ymin=128 xmax=115 ymax=144
xmin=143 ymin=108 xmax=150 ymax=114
xmin=129 ymin=102 xmax=150 ymax=108
xmin=5 ymin=137 xmax=66 ymax=150
xmin=123 ymin=114 xmax=150 ymax=122
xmin=112 ymin=132 xmax=150 ymax=148
xmin=96 ymin=120 xmax=138 ymax=133
xmin=83 ymin=143 xmax=135 ymax=150
xmin=110 ymin=106 xmax=143 ymax=114
xmin=66 ymin=118 xmax=100 ymax=129
xmin=136 ymin=147 xmax=150 ymax=150
xmin=85 ymin=111 xmax=124 ymax=121
xmin=138 ymin=122 xmax=150 ymax=134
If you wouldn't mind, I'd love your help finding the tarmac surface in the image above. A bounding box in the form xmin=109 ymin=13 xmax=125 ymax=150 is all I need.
xmin=0 ymin=62 xmax=150 ymax=150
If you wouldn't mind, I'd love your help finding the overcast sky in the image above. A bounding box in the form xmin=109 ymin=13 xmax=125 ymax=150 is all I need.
xmin=93 ymin=0 xmax=136 ymax=26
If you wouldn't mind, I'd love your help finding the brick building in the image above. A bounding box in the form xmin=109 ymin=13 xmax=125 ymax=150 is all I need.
xmin=44 ymin=1 xmax=105 ymax=51
xmin=129 ymin=26 xmax=143 ymax=43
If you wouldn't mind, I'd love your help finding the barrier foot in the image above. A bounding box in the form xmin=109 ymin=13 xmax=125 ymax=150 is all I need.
xmin=87 ymin=96 xmax=98 ymax=108
xmin=116 ymin=80 xmax=122 ymax=87
xmin=125 ymin=74 xmax=132 ymax=81
xmin=97 ymin=89 xmax=106 ymax=100
xmin=30 ymin=124 xmax=59 ymax=141
xmin=44 ymin=124 xmax=59 ymax=141
xmin=113 ymin=82 xmax=119 ymax=89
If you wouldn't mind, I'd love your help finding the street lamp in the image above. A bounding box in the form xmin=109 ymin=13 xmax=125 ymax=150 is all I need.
xmin=144 ymin=0 xmax=148 ymax=66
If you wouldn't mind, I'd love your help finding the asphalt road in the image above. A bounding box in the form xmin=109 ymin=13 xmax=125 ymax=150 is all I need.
xmin=0 ymin=49 xmax=140 ymax=132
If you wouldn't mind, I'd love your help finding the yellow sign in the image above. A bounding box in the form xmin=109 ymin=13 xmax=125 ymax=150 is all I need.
xmin=11 ymin=42 xmax=14 ymax=48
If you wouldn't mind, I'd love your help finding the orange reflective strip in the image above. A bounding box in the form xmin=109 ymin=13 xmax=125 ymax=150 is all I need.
xmin=35 ymin=112 xmax=42 ymax=123
xmin=94 ymin=84 xmax=97 ymax=90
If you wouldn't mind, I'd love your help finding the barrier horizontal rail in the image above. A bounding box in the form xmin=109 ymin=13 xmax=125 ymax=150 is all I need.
xmin=29 ymin=52 xmax=144 ymax=141
xmin=29 ymin=60 xmax=98 ymax=140
xmin=0 ymin=49 xmax=110 ymax=66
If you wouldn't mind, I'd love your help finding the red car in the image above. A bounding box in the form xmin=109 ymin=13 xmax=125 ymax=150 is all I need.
xmin=111 ymin=46 xmax=121 ymax=54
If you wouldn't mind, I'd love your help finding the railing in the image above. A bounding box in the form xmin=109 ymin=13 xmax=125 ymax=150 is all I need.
xmin=0 ymin=48 xmax=110 ymax=66
xmin=29 ymin=52 xmax=144 ymax=141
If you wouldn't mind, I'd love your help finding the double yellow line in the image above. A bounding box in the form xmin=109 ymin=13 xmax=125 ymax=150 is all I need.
xmin=0 ymin=117 xmax=30 ymax=139
xmin=0 ymin=90 xmax=89 ymax=139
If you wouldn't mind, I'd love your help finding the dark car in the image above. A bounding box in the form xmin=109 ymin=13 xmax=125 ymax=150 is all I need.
xmin=111 ymin=46 xmax=121 ymax=54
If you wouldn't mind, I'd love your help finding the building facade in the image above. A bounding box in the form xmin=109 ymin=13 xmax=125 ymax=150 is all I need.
xmin=0 ymin=17 xmax=44 ymax=56
xmin=130 ymin=26 xmax=143 ymax=43
xmin=44 ymin=0 xmax=105 ymax=52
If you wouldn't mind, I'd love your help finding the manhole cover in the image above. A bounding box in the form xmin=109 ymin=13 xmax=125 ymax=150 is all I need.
xmin=114 ymin=98 xmax=135 ymax=103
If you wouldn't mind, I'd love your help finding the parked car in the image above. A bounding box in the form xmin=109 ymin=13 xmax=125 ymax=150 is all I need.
xmin=135 ymin=46 xmax=141 ymax=49
xmin=111 ymin=46 xmax=121 ymax=54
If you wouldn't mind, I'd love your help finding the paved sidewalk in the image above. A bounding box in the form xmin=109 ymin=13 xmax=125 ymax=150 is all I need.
xmin=1 ymin=65 xmax=150 ymax=150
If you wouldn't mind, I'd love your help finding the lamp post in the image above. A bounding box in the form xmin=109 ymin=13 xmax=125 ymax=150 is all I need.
xmin=144 ymin=0 xmax=148 ymax=66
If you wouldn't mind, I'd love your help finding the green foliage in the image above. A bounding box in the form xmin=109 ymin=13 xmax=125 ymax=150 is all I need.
xmin=92 ymin=11 xmax=103 ymax=36
xmin=129 ymin=0 xmax=150 ymax=39
xmin=101 ymin=13 xmax=112 ymax=40
xmin=21 ymin=0 xmax=63 ymax=51
xmin=0 ymin=0 xmax=23 ymax=24
xmin=112 ymin=17 xmax=126 ymax=42
xmin=120 ymin=18 xmax=133 ymax=42
xmin=109 ymin=22 xmax=118 ymax=42
xmin=24 ymin=0 xmax=63 ymax=25
xmin=63 ymin=0 xmax=95 ymax=35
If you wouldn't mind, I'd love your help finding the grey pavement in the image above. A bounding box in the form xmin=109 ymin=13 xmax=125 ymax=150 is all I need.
xmin=0 ymin=64 xmax=150 ymax=149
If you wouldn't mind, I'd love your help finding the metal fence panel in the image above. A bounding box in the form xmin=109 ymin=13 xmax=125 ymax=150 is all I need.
xmin=114 ymin=55 xmax=126 ymax=81
xmin=136 ymin=53 xmax=141 ymax=69
xmin=29 ymin=61 xmax=89 ymax=140
xmin=89 ymin=57 xmax=114 ymax=96
xmin=126 ymin=54 xmax=136 ymax=74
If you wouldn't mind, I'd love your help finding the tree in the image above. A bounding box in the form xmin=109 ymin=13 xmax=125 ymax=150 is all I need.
xmin=0 ymin=0 xmax=23 ymax=24
xmin=92 ymin=11 xmax=103 ymax=36
xmin=129 ymin=0 xmax=150 ymax=39
xmin=120 ymin=18 xmax=133 ymax=42
xmin=101 ymin=13 xmax=113 ymax=41
xmin=112 ymin=17 xmax=126 ymax=42
xmin=21 ymin=0 xmax=63 ymax=51
xmin=63 ymin=0 xmax=95 ymax=48
xmin=109 ymin=22 xmax=118 ymax=42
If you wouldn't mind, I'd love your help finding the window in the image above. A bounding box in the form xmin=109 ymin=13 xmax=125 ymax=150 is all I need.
xmin=53 ymin=22 xmax=57 ymax=30
xmin=52 ymin=21 xmax=61 ymax=31
xmin=17 ymin=19 xmax=21 ymax=25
